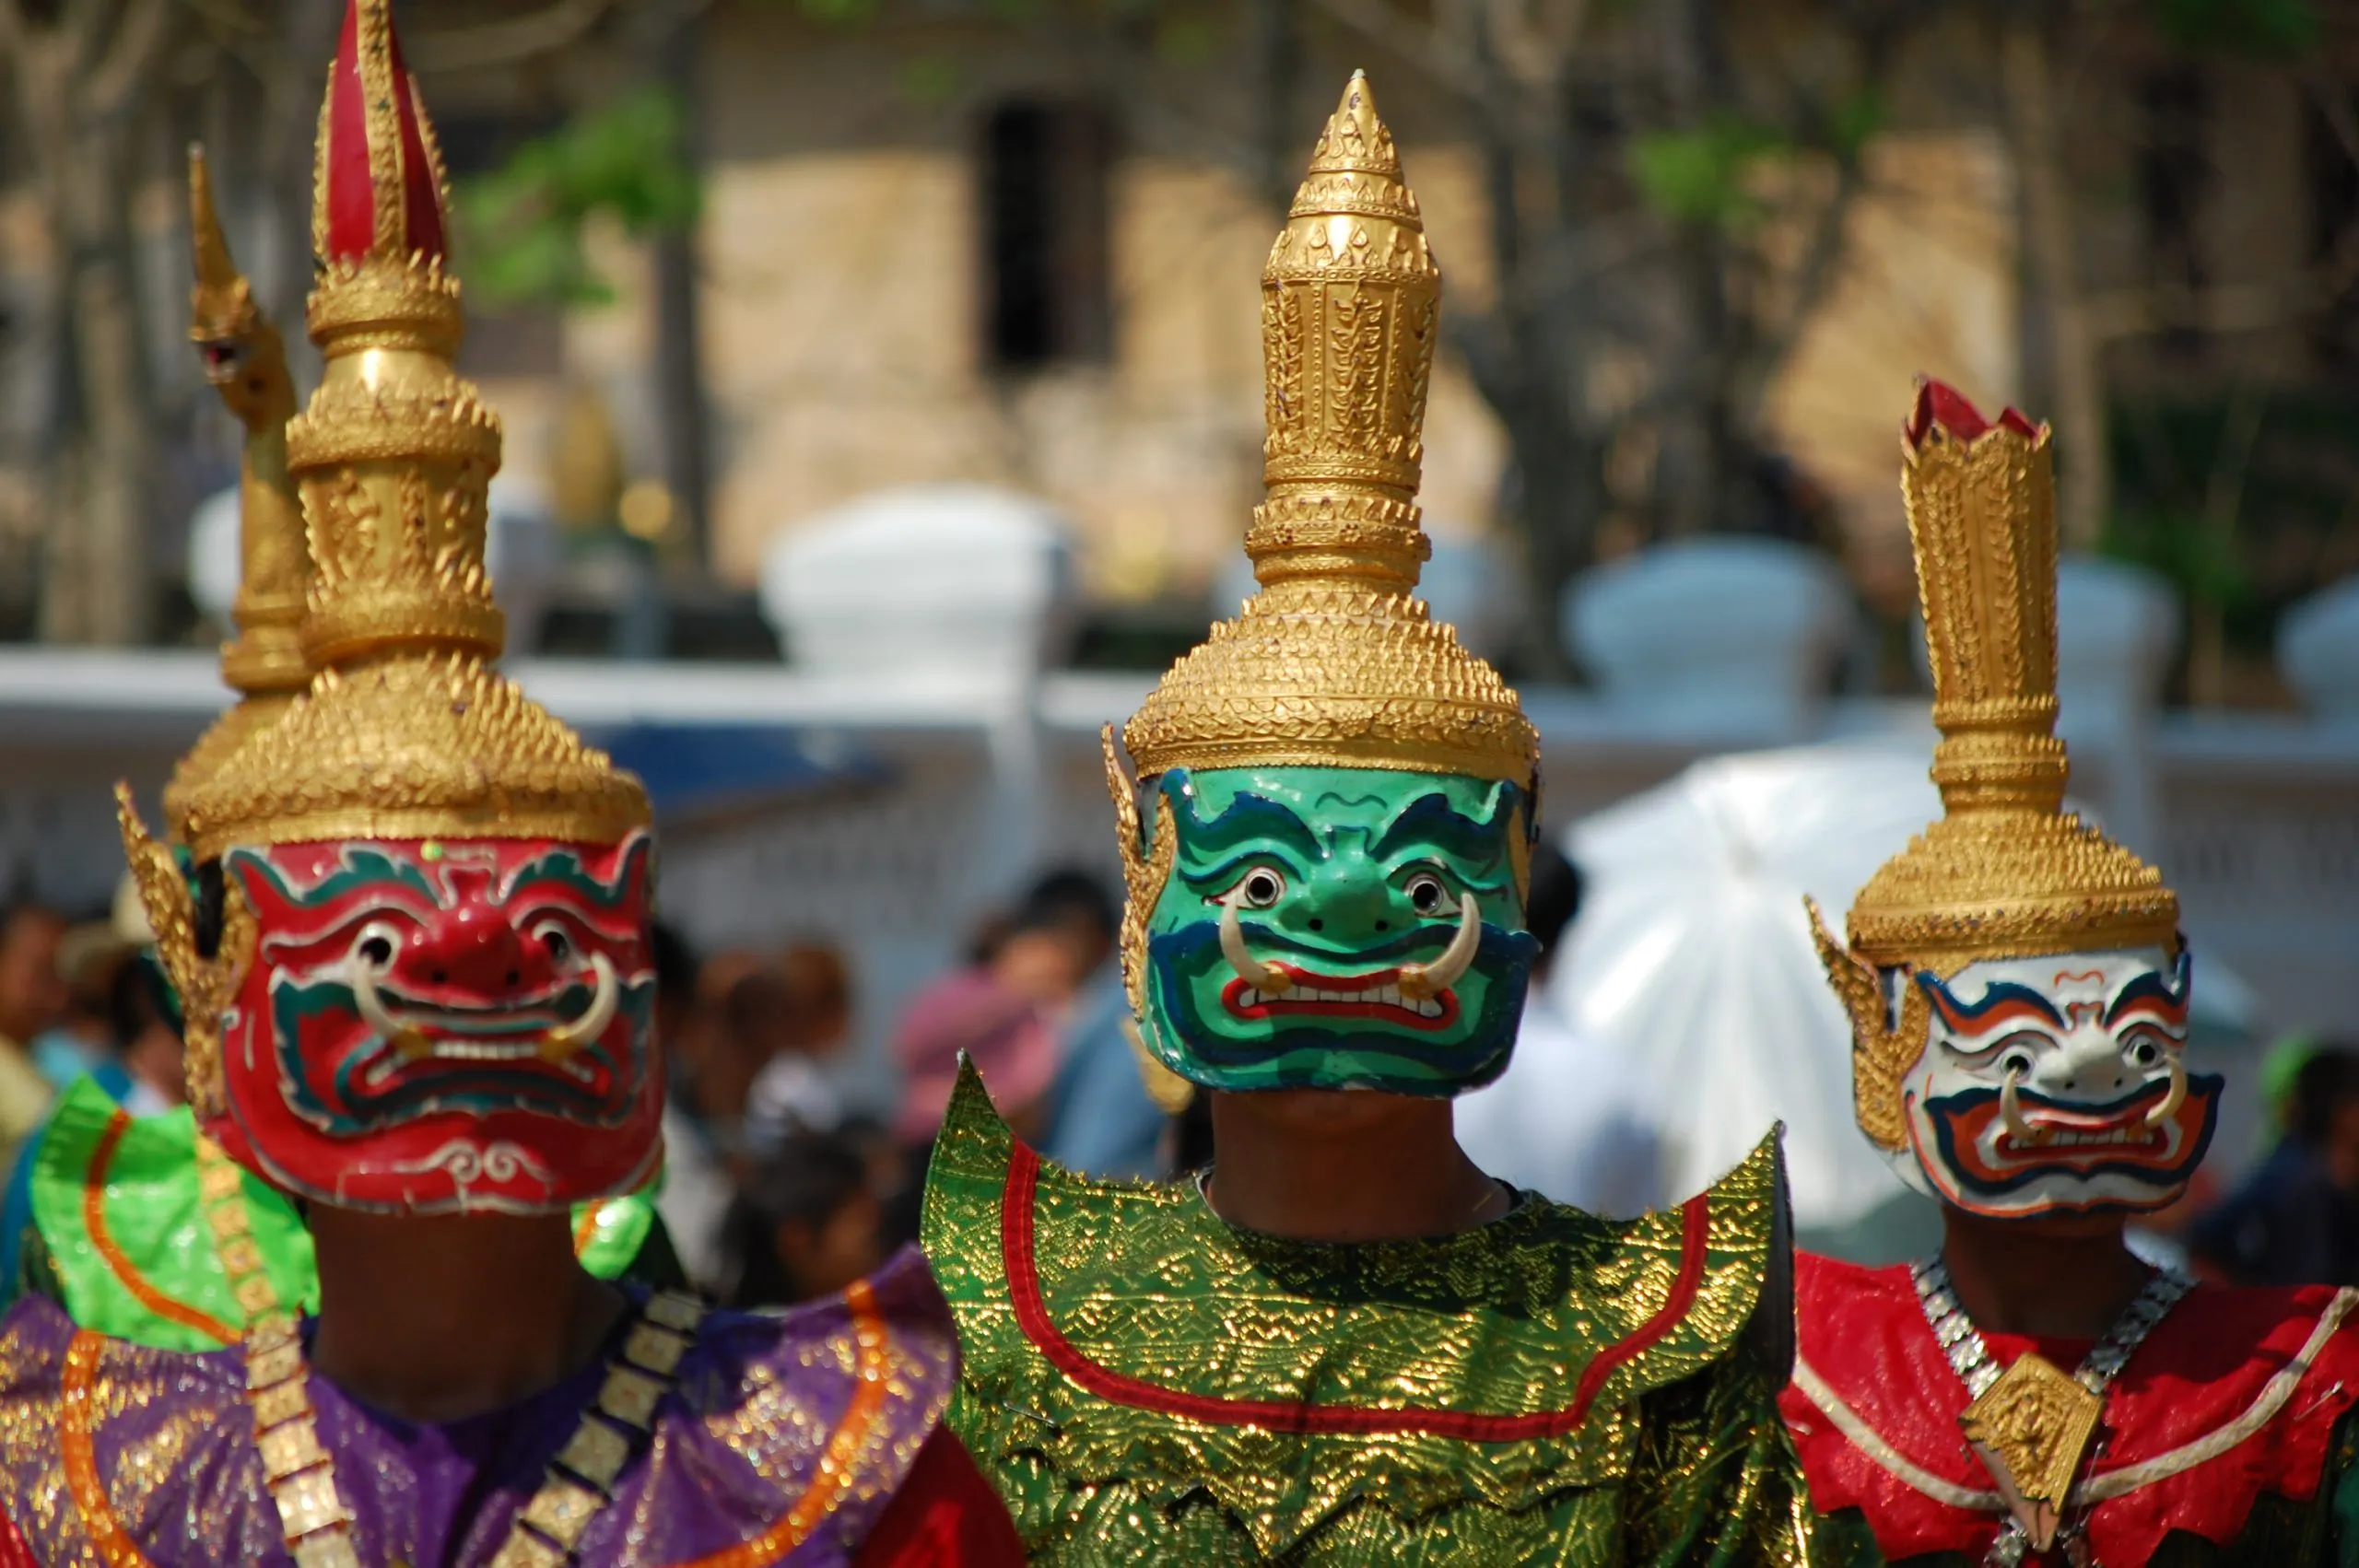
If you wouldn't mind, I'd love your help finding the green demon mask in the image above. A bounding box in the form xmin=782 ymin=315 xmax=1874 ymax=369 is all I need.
xmin=1121 ymin=765 xmax=1537 ymax=1095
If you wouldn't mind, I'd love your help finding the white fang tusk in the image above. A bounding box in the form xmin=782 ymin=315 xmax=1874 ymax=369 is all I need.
xmin=2000 ymin=1067 xmax=2042 ymax=1146
xmin=1218 ymin=895 xmax=1289 ymax=994
xmin=1399 ymin=894 xmax=1481 ymax=1001
xmin=2145 ymin=1053 xmax=2188 ymax=1129
xmin=540 ymin=954 xmax=619 ymax=1061
xmin=350 ymin=960 xmax=430 ymax=1060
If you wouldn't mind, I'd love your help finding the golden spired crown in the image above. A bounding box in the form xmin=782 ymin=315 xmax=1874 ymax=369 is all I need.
xmin=172 ymin=0 xmax=647 ymax=861
xmin=1811 ymin=380 xmax=2179 ymax=1150
xmin=1120 ymin=72 xmax=1538 ymax=786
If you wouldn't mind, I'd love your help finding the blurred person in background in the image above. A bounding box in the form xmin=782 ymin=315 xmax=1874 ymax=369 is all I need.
xmin=2188 ymin=1044 xmax=2359 ymax=1287
xmin=650 ymin=922 xmax=735 ymax=1292
xmin=104 ymin=954 xmax=183 ymax=1116
xmin=718 ymin=1131 xmax=886 ymax=1309
xmin=745 ymin=942 xmax=853 ymax=1153
xmin=0 ymin=902 xmax=68 ymax=1170
xmin=1454 ymin=844 xmax=1663 ymax=1215
xmin=884 ymin=872 xmax=1111 ymax=1244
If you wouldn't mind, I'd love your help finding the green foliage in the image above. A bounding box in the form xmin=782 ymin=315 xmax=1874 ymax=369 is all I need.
xmin=455 ymin=87 xmax=700 ymax=309
xmin=1628 ymin=115 xmax=1786 ymax=228
xmin=2150 ymin=0 xmax=2320 ymax=58
xmin=1825 ymin=88 xmax=1885 ymax=163
xmin=2099 ymin=509 xmax=2254 ymax=613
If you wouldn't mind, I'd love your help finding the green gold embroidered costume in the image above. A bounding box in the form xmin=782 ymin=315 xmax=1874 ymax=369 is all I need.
xmin=925 ymin=1066 xmax=1818 ymax=1563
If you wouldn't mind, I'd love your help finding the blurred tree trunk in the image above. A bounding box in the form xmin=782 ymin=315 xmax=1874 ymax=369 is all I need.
xmin=1 ymin=0 xmax=178 ymax=645
xmin=2003 ymin=6 xmax=2108 ymax=550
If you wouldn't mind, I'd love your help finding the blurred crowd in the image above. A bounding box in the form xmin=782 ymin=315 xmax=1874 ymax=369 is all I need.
xmin=0 ymin=870 xmax=2355 ymax=1305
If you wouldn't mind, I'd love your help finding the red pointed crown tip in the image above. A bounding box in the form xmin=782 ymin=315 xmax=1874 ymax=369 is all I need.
xmin=1906 ymin=378 xmax=2040 ymax=449
xmin=319 ymin=0 xmax=448 ymax=265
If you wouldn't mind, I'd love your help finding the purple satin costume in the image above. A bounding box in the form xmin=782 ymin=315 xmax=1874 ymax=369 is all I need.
xmin=0 ymin=1247 xmax=954 ymax=1567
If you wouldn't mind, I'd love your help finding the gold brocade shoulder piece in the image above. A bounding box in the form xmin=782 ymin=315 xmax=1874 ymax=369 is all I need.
xmin=920 ymin=1059 xmax=1781 ymax=1557
xmin=1121 ymin=73 xmax=1538 ymax=788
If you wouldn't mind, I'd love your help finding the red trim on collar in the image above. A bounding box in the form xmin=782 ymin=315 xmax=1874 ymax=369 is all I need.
xmin=998 ymin=1138 xmax=1712 ymax=1438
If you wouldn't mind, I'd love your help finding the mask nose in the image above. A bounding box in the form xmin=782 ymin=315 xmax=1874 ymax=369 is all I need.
xmin=2031 ymin=1033 xmax=2138 ymax=1099
xmin=1296 ymin=862 xmax=1395 ymax=943
xmin=398 ymin=904 xmax=534 ymax=996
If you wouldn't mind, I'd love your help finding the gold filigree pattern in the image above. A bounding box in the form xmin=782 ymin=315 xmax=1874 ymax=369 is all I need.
xmin=1960 ymin=1352 xmax=2103 ymax=1550
xmin=1121 ymin=73 xmax=1538 ymax=790
xmin=921 ymin=1064 xmax=1822 ymax=1562
xmin=115 ymin=787 xmax=250 ymax=1117
xmin=168 ymin=148 xmax=312 ymax=841
xmin=1813 ymin=388 xmax=2185 ymax=1147
xmin=174 ymin=0 xmax=647 ymax=864
xmin=1828 ymin=399 xmax=2177 ymax=979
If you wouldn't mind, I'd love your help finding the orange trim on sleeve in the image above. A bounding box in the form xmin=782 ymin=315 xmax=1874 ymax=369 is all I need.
xmin=664 ymin=1278 xmax=896 ymax=1568
xmin=61 ymin=1330 xmax=158 ymax=1568
xmin=81 ymin=1110 xmax=241 ymax=1347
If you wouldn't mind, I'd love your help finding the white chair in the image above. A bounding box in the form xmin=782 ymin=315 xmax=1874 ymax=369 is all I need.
xmin=2280 ymin=576 xmax=2359 ymax=721
xmin=758 ymin=484 xmax=1078 ymax=681
xmin=1562 ymin=537 xmax=1856 ymax=741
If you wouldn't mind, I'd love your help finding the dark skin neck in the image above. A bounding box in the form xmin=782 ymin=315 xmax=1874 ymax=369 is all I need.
xmin=306 ymin=1207 xmax=627 ymax=1423
xmin=1940 ymin=1205 xmax=2154 ymax=1340
xmin=1204 ymin=1088 xmax=1508 ymax=1242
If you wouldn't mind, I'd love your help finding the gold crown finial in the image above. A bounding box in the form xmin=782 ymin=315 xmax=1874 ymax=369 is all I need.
xmin=1830 ymin=379 xmax=2177 ymax=978
xmin=170 ymin=0 xmax=647 ymax=860
xmin=167 ymin=146 xmax=315 ymax=840
xmin=1121 ymin=74 xmax=1535 ymax=786
xmin=291 ymin=0 xmax=494 ymax=670
xmin=1250 ymin=69 xmax=1437 ymax=593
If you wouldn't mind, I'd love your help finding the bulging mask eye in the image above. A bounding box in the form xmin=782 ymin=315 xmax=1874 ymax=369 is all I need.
xmin=1237 ymin=868 xmax=1285 ymax=909
xmin=1404 ymin=872 xmax=1449 ymax=915
xmin=2125 ymin=1033 xmax=2165 ymax=1070
xmin=353 ymin=925 xmax=398 ymax=971
xmin=536 ymin=922 xmax=573 ymax=963
xmin=1997 ymin=1047 xmax=2036 ymax=1081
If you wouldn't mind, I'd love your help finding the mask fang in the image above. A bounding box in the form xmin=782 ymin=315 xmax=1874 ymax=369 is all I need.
xmin=1218 ymin=895 xmax=1291 ymax=994
xmin=2144 ymin=1053 xmax=2189 ymax=1129
xmin=1999 ymin=1065 xmax=2045 ymax=1147
xmin=1400 ymin=893 xmax=1480 ymax=1001
xmin=540 ymin=954 xmax=620 ymax=1061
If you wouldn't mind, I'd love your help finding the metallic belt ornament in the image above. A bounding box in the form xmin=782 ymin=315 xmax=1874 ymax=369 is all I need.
xmin=1912 ymin=1255 xmax=2193 ymax=1566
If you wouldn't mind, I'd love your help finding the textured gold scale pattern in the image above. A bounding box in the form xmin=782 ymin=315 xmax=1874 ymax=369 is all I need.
xmin=922 ymin=1066 xmax=1828 ymax=1563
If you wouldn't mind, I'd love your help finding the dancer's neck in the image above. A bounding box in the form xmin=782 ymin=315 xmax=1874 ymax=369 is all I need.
xmin=1939 ymin=1205 xmax=2151 ymax=1340
xmin=1204 ymin=1088 xmax=1506 ymax=1242
xmin=307 ymin=1206 xmax=626 ymax=1422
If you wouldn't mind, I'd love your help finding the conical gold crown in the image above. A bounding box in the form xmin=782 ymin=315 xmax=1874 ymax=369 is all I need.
xmin=178 ymin=0 xmax=646 ymax=860
xmin=1842 ymin=380 xmax=2177 ymax=974
xmin=1123 ymin=73 xmax=1537 ymax=785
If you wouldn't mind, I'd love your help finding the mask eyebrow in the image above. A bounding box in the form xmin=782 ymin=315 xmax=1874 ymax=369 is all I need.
xmin=1369 ymin=788 xmax=1511 ymax=866
xmin=2103 ymin=954 xmax=2192 ymax=1028
xmin=1169 ymin=781 xmax=1323 ymax=864
xmin=1917 ymin=971 xmax=2065 ymax=1035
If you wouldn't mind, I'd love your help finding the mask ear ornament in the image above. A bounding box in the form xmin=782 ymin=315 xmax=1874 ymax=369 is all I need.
xmin=117 ymin=784 xmax=252 ymax=1119
xmin=1806 ymin=895 xmax=1924 ymax=1155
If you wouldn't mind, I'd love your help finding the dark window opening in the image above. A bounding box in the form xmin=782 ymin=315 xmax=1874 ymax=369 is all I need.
xmin=981 ymin=100 xmax=1111 ymax=371
xmin=2306 ymin=90 xmax=2359 ymax=371
xmin=2136 ymin=69 xmax=2212 ymax=360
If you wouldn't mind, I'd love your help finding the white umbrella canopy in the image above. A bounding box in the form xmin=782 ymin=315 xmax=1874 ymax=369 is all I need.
xmin=1546 ymin=737 xmax=2257 ymax=1235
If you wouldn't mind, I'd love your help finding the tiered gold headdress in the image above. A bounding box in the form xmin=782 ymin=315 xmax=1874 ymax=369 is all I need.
xmin=172 ymin=0 xmax=647 ymax=862
xmin=1118 ymin=73 xmax=1538 ymax=788
xmin=163 ymin=150 xmax=311 ymax=840
xmin=1811 ymin=380 xmax=2179 ymax=1150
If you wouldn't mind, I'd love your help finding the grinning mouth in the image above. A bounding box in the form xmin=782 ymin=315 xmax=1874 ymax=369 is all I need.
xmin=354 ymin=975 xmax=604 ymax=1085
xmin=1221 ymin=966 xmax=1461 ymax=1031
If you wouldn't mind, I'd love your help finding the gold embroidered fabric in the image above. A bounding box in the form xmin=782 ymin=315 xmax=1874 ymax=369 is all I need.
xmin=921 ymin=1064 xmax=1829 ymax=1564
